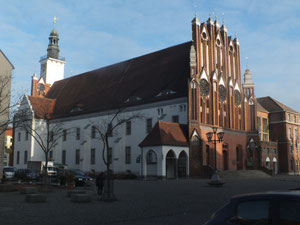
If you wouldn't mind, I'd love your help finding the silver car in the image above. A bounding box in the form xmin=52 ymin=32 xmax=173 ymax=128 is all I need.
xmin=3 ymin=166 xmax=17 ymax=179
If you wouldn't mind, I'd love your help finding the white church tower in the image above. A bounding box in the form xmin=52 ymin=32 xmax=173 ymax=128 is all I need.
xmin=39 ymin=18 xmax=66 ymax=85
xmin=31 ymin=18 xmax=66 ymax=97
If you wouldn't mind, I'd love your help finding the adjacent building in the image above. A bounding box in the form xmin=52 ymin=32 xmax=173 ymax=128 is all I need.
xmin=0 ymin=50 xmax=14 ymax=179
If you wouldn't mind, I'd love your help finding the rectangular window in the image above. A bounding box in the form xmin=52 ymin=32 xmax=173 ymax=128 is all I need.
xmin=125 ymin=146 xmax=131 ymax=164
xmin=294 ymin=115 xmax=297 ymax=123
xmin=288 ymin=114 xmax=291 ymax=121
xmin=49 ymin=151 xmax=53 ymax=161
xmin=62 ymin=150 xmax=66 ymax=165
xmin=75 ymin=149 xmax=80 ymax=164
xmin=17 ymin=151 xmax=20 ymax=164
xmin=172 ymin=115 xmax=179 ymax=123
xmin=91 ymin=126 xmax=96 ymax=139
xmin=18 ymin=132 xmax=21 ymax=142
xmin=157 ymin=108 xmax=163 ymax=117
xmin=126 ymin=121 xmax=131 ymax=135
xmin=289 ymin=127 xmax=292 ymax=139
xmin=24 ymin=151 xmax=28 ymax=164
xmin=146 ymin=118 xmax=152 ymax=133
xmin=50 ymin=131 xmax=54 ymax=142
xmin=91 ymin=148 xmax=95 ymax=165
xmin=108 ymin=123 xmax=113 ymax=137
xmin=76 ymin=128 xmax=80 ymax=140
xmin=25 ymin=131 xmax=29 ymax=141
xmin=108 ymin=147 xmax=112 ymax=164
xmin=257 ymin=117 xmax=262 ymax=140
xmin=295 ymin=128 xmax=298 ymax=140
xmin=63 ymin=130 xmax=67 ymax=141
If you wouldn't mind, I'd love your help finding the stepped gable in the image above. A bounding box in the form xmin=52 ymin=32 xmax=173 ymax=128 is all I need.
xmin=46 ymin=42 xmax=192 ymax=119
xmin=139 ymin=121 xmax=189 ymax=147
xmin=28 ymin=96 xmax=56 ymax=119
xmin=257 ymin=96 xmax=298 ymax=114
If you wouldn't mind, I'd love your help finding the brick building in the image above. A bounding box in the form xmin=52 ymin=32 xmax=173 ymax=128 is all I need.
xmin=257 ymin=97 xmax=300 ymax=175
xmin=13 ymin=16 xmax=298 ymax=178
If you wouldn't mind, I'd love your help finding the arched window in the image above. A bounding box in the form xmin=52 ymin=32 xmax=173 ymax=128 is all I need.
xmin=147 ymin=150 xmax=157 ymax=164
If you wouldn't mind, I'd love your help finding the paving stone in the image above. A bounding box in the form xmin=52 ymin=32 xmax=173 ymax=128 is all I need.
xmin=66 ymin=189 xmax=87 ymax=197
xmin=20 ymin=187 xmax=39 ymax=194
xmin=25 ymin=193 xmax=47 ymax=203
xmin=71 ymin=193 xmax=91 ymax=203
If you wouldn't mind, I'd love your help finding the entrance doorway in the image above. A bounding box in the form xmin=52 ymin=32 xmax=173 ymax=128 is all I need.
xmin=236 ymin=146 xmax=243 ymax=170
xmin=178 ymin=151 xmax=187 ymax=177
xmin=166 ymin=150 xmax=176 ymax=179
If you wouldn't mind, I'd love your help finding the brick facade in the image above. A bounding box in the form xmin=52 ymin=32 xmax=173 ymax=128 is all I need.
xmin=188 ymin=17 xmax=260 ymax=176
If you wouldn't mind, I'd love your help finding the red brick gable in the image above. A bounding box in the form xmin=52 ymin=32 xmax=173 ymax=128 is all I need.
xmin=46 ymin=42 xmax=191 ymax=119
xmin=139 ymin=121 xmax=189 ymax=147
xmin=28 ymin=96 xmax=56 ymax=119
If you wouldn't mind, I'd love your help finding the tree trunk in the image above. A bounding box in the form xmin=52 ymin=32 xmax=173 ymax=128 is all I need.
xmin=101 ymin=136 xmax=116 ymax=201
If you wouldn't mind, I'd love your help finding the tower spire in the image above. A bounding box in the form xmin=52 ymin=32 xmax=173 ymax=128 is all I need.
xmin=47 ymin=17 xmax=60 ymax=59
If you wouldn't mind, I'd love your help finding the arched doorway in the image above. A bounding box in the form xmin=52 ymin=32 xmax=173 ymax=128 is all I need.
xmin=222 ymin=143 xmax=228 ymax=170
xmin=166 ymin=150 xmax=176 ymax=179
xmin=146 ymin=150 xmax=157 ymax=176
xmin=272 ymin=157 xmax=278 ymax=175
xmin=236 ymin=145 xmax=243 ymax=170
xmin=178 ymin=151 xmax=187 ymax=177
xmin=266 ymin=157 xmax=270 ymax=169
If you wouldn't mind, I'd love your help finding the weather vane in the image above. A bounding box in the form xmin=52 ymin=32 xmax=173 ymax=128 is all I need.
xmin=53 ymin=16 xmax=59 ymax=26
xmin=193 ymin=0 xmax=198 ymax=17
xmin=222 ymin=13 xmax=225 ymax=24
xmin=245 ymin=56 xmax=249 ymax=69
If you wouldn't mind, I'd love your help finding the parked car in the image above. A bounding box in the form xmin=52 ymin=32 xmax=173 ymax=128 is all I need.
xmin=204 ymin=191 xmax=300 ymax=225
xmin=3 ymin=166 xmax=17 ymax=179
xmin=58 ymin=169 xmax=93 ymax=186
xmin=15 ymin=169 xmax=40 ymax=181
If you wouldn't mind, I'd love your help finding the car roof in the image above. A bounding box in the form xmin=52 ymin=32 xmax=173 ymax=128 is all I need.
xmin=232 ymin=191 xmax=300 ymax=201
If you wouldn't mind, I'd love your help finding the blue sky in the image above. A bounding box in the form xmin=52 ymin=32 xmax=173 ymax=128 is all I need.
xmin=1 ymin=0 xmax=300 ymax=111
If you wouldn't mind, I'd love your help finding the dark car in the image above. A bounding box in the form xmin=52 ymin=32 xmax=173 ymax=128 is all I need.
xmin=204 ymin=191 xmax=300 ymax=225
xmin=15 ymin=169 xmax=40 ymax=181
xmin=59 ymin=169 xmax=93 ymax=186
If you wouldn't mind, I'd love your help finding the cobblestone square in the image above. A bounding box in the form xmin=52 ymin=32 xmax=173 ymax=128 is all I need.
xmin=1 ymin=176 xmax=300 ymax=225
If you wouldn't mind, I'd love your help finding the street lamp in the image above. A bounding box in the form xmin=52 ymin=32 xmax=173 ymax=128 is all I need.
xmin=206 ymin=126 xmax=224 ymax=186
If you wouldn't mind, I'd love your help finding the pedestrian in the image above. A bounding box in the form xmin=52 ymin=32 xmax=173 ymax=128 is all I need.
xmin=96 ymin=172 xmax=104 ymax=195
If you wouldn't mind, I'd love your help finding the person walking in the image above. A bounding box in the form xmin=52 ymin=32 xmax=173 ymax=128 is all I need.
xmin=96 ymin=172 xmax=104 ymax=195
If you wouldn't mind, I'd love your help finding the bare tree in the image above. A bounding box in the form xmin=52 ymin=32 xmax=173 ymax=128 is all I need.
xmin=91 ymin=108 xmax=144 ymax=201
xmin=14 ymin=96 xmax=66 ymax=185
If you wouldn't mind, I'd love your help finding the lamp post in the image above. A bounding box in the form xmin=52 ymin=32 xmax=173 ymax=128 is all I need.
xmin=206 ymin=126 xmax=224 ymax=186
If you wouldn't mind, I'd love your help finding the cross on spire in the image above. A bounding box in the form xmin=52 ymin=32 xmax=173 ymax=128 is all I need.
xmin=245 ymin=56 xmax=249 ymax=69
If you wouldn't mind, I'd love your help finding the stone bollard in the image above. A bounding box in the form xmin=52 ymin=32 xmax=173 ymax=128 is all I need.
xmin=71 ymin=193 xmax=91 ymax=203
xmin=20 ymin=187 xmax=39 ymax=194
xmin=25 ymin=194 xmax=47 ymax=203
xmin=66 ymin=189 xmax=87 ymax=197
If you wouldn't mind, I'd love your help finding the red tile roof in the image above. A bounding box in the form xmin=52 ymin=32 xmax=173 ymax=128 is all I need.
xmin=46 ymin=42 xmax=191 ymax=118
xmin=139 ymin=121 xmax=189 ymax=147
xmin=28 ymin=96 xmax=56 ymax=119
xmin=257 ymin=96 xmax=299 ymax=114
xmin=5 ymin=127 xmax=12 ymax=136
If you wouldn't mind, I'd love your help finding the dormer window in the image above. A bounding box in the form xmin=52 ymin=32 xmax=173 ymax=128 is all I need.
xmin=156 ymin=89 xmax=176 ymax=97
